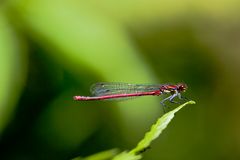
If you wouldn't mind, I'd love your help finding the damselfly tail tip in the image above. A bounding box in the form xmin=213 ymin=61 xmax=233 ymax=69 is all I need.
xmin=73 ymin=96 xmax=82 ymax=101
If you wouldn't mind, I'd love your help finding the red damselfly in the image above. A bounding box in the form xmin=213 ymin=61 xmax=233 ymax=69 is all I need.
xmin=73 ymin=82 xmax=188 ymax=107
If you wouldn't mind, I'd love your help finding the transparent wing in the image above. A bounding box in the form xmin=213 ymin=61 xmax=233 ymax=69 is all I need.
xmin=90 ymin=82 xmax=161 ymax=96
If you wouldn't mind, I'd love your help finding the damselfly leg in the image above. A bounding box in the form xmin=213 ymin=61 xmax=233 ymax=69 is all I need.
xmin=160 ymin=91 xmax=184 ymax=112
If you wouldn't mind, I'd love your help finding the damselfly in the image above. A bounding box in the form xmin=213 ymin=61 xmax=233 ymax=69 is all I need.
xmin=73 ymin=82 xmax=188 ymax=107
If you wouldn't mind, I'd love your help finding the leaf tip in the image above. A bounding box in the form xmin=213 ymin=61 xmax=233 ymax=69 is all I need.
xmin=188 ymin=100 xmax=196 ymax=105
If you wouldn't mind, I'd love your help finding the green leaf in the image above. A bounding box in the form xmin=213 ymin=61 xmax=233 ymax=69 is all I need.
xmin=71 ymin=101 xmax=195 ymax=160
xmin=112 ymin=151 xmax=141 ymax=160
xmin=130 ymin=101 xmax=196 ymax=154
xmin=112 ymin=101 xmax=196 ymax=160
xmin=72 ymin=148 xmax=119 ymax=160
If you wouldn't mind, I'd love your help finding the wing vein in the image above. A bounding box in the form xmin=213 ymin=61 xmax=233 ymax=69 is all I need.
xmin=90 ymin=82 xmax=160 ymax=96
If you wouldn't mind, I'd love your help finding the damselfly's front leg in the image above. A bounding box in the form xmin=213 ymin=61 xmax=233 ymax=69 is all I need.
xmin=169 ymin=92 xmax=181 ymax=104
xmin=160 ymin=93 xmax=178 ymax=112
xmin=176 ymin=92 xmax=189 ymax=103
xmin=160 ymin=95 xmax=171 ymax=112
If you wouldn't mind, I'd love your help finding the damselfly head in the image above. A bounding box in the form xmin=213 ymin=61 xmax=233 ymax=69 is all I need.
xmin=177 ymin=83 xmax=187 ymax=92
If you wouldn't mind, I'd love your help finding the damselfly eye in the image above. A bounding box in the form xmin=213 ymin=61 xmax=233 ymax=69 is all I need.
xmin=177 ymin=83 xmax=187 ymax=92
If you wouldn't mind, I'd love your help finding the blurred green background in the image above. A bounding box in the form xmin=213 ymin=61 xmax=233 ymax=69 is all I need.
xmin=0 ymin=0 xmax=240 ymax=159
